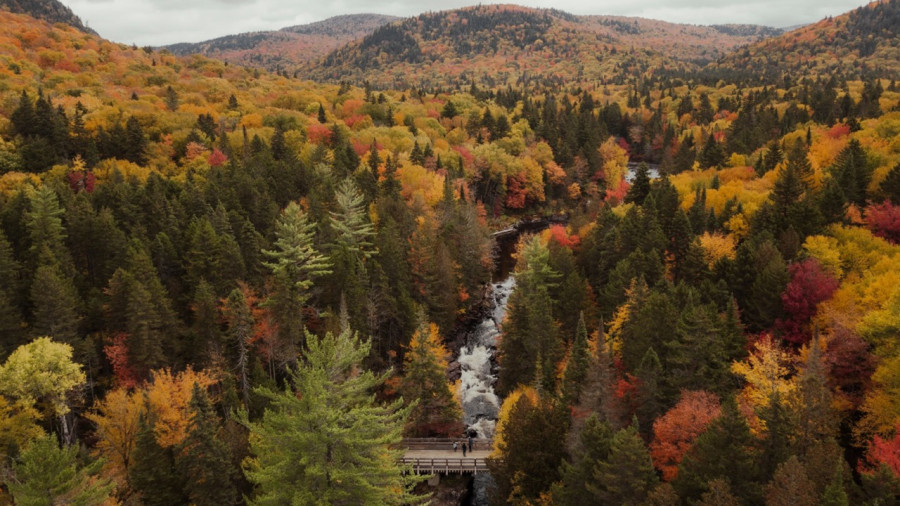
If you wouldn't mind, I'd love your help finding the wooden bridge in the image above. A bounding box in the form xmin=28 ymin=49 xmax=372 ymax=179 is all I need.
xmin=401 ymin=438 xmax=493 ymax=475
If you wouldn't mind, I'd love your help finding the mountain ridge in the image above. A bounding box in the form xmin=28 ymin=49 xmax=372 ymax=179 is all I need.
xmin=165 ymin=13 xmax=398 ymax=72
xmin=706 ymin=0 xmax=900 ymax=81
xmin=304 ymin=5 xmax=784 ymax=87
xmin=0 ymin=0 xmax=97 ymax=35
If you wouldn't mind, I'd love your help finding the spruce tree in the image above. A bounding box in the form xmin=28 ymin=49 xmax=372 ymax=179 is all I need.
xmin=488 ymin=393 xmax=568 ymax=504
xmin=497 ymin=236 xmax=561 ymax=396
xmin=664 ymin=302 xmax=733 ymax=399
xmin=821 ymin=459 xmax=850 ymax=506
xmin=29 ymin=263 xmax=81 ymax=345
xmin=795 ymin=337 xmax=837 ymax=458
xmin=165 ymin=86 xmax=179 ymax=111
xmin=829 ymin=139 xmax=871 ymax=207
xmin=124 ymin=116 xmax=147 ymax=165
xmin=242 ymin=328 xmax=422 ymax=505
xmin=190 ymin=278 xmax=223 ymax=362
xmin=562 ymin=312 xmax=590 ymax=404
xmin=591 ymin=422 xmax=659 ymax=505
xmin=879 ymin=162 xmax=900 ymax=204
xmin=674 ymin=397 xmax=761 ymax=504
xmin=672 ymin=134 xmax=695 ymax=174
xmin=698 ymin=133 xmax=725 ymax=169
xmin=553 ymin=415 xmax=614 ymax=505
xmin=178 ymin=383 xmax=237 ymax=506
xmin=270 ymin=124 xmax=287 ymax=161
xmin=399 ymin=314 xmax=462 ymax=436
xmin=129 ymin=412 xmax=187 ymax=505
xmin=223 ymin=287 xmax=254 ymax=408
xmin=625 ymin=163 xmax=652 ymax=205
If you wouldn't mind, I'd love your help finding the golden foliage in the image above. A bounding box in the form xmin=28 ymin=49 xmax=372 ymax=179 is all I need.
xmin=492 ymin=385 xmax=539 ymax=458
xmin=144 ymin=368 xmax=217 ymax=448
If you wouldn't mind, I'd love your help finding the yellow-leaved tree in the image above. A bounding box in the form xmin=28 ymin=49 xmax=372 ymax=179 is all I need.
xmin=86 ymin=367 xmax=217 ymax=491
xmin=731 ymin=336 xmax=796 ymax=434
xmin=0 ymin=337 xmax=85 ymax=444
xmin=143 ymin=368 xmax=218 ymax=448
xmin=85 ymin=387 xmax=143 ymax=486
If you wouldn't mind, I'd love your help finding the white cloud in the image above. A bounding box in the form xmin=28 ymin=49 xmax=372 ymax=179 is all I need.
xmin=62 ymin=0 xmax=873 ymax=46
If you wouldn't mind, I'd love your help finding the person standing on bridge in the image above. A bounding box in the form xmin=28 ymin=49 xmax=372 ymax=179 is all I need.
xmin=453 ymin=441 xmax=458 ymax=452
xmin=461 ymin=442 xmax=467 ymax=457
xmin=468 ymin=436 xmax=473 ymax=453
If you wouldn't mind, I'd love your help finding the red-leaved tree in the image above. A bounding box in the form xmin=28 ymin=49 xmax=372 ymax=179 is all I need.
xmin=547 ymin=224 xmax=580 ymax=249
xmin=863 ymin=423 xmax=900 ymax=479
xmin=865 ymin=201 xmax=900 ymax=244
xmin=103 ymin=333 xmax=139 ymax=389
xmin=775 ymin=258 xmax=839 ymax=346
xmin=207 ymin=148 xmax=228 ymax=167
xmin=650 ymin=390 xmax=721 ymax=481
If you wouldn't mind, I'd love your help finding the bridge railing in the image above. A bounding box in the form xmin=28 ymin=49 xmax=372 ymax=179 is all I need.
xmin=401 ymin=457 xmax=489 ymax=475
xmin=401 ymin=438 xmax=493 ymax=451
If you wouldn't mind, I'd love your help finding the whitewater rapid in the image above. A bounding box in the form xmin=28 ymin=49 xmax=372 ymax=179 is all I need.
xmin=458 ymin=276 xmax=516 ymax=439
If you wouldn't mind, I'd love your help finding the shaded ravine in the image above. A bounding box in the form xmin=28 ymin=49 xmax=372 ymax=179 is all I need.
xmin=454 ymin=217 xmax=561 ymax=505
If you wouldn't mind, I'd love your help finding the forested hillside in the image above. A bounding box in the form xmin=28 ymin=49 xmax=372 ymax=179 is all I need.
xmin=307 ymin=5 xmax=782 ymax=87
xmin=165 ymin=14 xmax=398 ymax=74
xmin=707 ymin=0 xmax=900 ymax=82
xmin=1 ymin=1 xmax=900 ymax=504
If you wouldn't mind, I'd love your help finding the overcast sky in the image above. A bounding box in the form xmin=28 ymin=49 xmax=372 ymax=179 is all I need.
xmin=64 ymin=0 xmax=873 ymax=46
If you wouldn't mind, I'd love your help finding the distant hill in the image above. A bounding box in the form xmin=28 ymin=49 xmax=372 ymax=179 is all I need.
xmin=303 ymin=5 xmax=782 ymax=87
xmin=706 ymin=0 xmax=900 ymax=81
xmin=165 ymin=14 xmax=398 ymax=72
xmin=0 ymin=0 xmax=96 ymax=34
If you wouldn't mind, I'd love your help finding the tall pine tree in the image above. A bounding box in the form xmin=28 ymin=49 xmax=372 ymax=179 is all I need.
xmin=242 ymin=327 xmax=422 ymax=505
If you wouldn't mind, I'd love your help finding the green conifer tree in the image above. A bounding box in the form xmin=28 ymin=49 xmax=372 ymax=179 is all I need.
xmin=24 ymin=185 xmax=68 ymax=267
xmin=674 ymin=397 xmax=761 ymax=503
xmin=30 ymin=263 xmax=81 ymax=345
xmin=591 ymin=421 xmax=659 ymax=505
xmin=262 ymin=202 xmax=331 ymax=357
xmin=552 ymin=415 xmax=614 ymax=505
xmin=497 ymin=236 xmax=561 ymax=396
xmin=488 ymin=393 xmax=568 ymax=504
xmin=129 ymin=413 xmax=187 ymax=505
xmin=625 ymin=163 xmax=652 ymax=205
xmin=562 ymin=312 xmax=590 ymax=404
xmin=879 ymin=162 xmax=900 ymax=204
xmin=399 ymin=313 xmax=462 ymax=436
xmin=5 ymin=435 xmax=113 ymax=505
xmin=178 ymin=383 xmax=237 ymax=506
xmin=242 ymin=328 xmax=422 ymax=505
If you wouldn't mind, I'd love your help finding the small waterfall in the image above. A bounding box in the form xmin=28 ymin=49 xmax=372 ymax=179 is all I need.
xmin=458 ymin=276 xmax=516 ymax=439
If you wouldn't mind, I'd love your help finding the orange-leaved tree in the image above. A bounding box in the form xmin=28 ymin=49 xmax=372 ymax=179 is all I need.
xmin=650 ymin=390 xmax=721 ymax=481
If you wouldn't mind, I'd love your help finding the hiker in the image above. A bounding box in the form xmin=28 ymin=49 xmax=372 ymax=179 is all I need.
xmin=468 ymin=436 xmax=473 ymax=453
xmin=462 ymin=442 xmax=467 ymax=457
xmin=453 ymin=441 xmax=458 ymax=452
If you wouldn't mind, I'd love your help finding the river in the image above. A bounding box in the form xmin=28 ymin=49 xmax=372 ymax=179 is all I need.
xmin=457 ymin=220 xmax=557 ymax=505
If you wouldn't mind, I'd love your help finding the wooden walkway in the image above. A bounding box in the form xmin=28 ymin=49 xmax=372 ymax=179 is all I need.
xmin=401 ymin=439 xmax=493 ymax=475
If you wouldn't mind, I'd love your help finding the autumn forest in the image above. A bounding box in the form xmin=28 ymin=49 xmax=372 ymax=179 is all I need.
xmin=1 ymin=0 xmax=900 ymax=504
